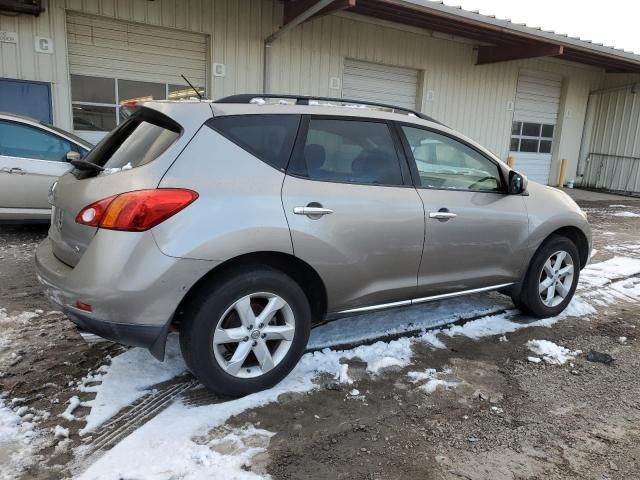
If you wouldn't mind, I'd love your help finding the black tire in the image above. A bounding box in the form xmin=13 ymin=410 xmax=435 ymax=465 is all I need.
xmin=512 ymin=234 xmax=580 ymax=318
xmin=179 ymin=266 xmax=311 ymax=397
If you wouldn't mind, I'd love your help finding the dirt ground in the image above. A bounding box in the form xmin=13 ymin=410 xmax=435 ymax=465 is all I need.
xmin=1 ymin=189 xmax=640 ymax=479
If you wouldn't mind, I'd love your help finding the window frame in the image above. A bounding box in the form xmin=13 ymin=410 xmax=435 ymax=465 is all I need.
xmin=393 ymin=121 xmax=508 ymax=194
xmin=285 ymin=114 xmax=414 ymax=188
xmin=70 ymin=74 xmax=205 ymax=133
xmin=0 ymin=119 xmax=76 ymax=163
xmin=509 ymin=121 xmax=555 ymax=154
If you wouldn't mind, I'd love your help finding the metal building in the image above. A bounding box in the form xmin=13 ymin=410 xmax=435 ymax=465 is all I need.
xmin=1 ymin=0 xmax=639 ymax=190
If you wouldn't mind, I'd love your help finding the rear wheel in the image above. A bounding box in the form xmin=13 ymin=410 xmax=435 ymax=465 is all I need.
xmin=179 ymin=267 xmax=311 ymax=397
xmin=512 ymin=235 xmax=580 ymax=318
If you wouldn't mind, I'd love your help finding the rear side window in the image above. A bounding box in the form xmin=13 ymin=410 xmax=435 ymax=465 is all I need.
xmin=206 ymin=115 xmax=300 ymax=170
xmin=82 ymin=108 xmax=181 ymax=172
xmin=288 ymin=119 xmax=404 ymax=186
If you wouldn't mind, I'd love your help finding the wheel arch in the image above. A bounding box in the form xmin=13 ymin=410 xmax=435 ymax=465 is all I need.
xmin=172 ymin=251 xmax=328 ymax=330
xmin=547 ymin=226 xmax=590 ymax=269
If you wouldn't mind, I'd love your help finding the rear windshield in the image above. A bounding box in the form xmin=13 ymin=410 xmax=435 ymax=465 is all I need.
xmin=81 ymin=107 xmax=182 ymax=172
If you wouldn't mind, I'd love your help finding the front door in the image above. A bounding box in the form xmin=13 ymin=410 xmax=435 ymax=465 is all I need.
xmin=397 ymin=124 xmax=530 ymax=298
xmin=0 ymin=120 xmax=74 ymax=217
xmin=281 ymin=117 xmax=425 ymax=313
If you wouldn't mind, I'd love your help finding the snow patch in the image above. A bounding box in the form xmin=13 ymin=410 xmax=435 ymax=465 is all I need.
xmin=578 ymin=256 xmax=640 ymax=288
xmin=612 ymin=211 xmax=640 ymax=218
xmin=335 ymin=364 xmax=353 ymax=384
xmin=366 ymin=356 xmax=408 ymax=374
xmin=53 ymin=425 xmax=69 ymax=440
xmin=527 ymin=340 xmax=581 ymax=365
xmin=78 ymin=337 xmax=413 ymax=479
xmin=60 ymin=396 xmax=81 ymax=422
xmin=80 ymin=336 xmax=187 ymax=434
xmin=407 ymin=368 xmax=459 ymax=394
xmin=0 ymin=399 xmax=38 ymax=478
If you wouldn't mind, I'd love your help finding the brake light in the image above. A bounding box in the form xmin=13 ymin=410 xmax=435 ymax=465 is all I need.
xmin=75 ymin=189 xmax=198 ymax=231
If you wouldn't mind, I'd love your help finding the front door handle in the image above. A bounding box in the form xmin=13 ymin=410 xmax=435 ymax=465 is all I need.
xmin=294 ymin=206 xmax=334 ymax=216
xmin=429 ymin=211 xmax=457 ymax=220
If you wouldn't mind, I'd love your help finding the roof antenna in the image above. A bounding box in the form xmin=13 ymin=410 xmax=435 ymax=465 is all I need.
xmin=180 ymin=74 xmax=204 ymax=101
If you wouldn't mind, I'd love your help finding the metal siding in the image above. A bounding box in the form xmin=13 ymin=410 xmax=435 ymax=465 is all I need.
xmin=267 ymin=13 xmax=602 ymax=175
xmin=1 ymin=0 xmax=603 ymax=181
xmin=342 ymin=59 xmax=418 ymax=110
xmin=582 ymin=83 xmax=640 ymax=193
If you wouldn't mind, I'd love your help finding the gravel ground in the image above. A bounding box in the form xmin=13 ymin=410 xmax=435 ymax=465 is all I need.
xmin=1 ymin=190 xmax=639 ymax=479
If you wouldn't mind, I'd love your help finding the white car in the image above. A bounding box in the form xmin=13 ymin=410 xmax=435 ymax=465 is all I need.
xmin=0 ymin=113 xmax=93 ymax=222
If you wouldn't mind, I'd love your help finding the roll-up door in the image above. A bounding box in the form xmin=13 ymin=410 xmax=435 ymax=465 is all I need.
xmin=66 ymin=13 xmax=207 ymax=142
xmin=342 ymin=59 xmax=418 ymax=111
xmin=509 ymin=71 xmax=562 ymax=184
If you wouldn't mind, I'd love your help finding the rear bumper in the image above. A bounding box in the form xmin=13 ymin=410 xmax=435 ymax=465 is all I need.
xmin=35 ymin=233 xmax=216 ymax=359
xmin=64 ymin=305 xmax=168 ymax=358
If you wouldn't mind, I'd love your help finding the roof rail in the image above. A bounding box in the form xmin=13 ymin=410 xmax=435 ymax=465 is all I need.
xmin=214 ymin=94 xmax=441 ymax=124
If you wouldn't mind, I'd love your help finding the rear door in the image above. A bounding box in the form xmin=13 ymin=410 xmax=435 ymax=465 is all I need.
xmin=397 ymin=124 xmax=529 ymax=298
xmin=0 ymin=120 xmax=74 ymax=217
xmin=281 ymin=116 xmax=425 ymax=314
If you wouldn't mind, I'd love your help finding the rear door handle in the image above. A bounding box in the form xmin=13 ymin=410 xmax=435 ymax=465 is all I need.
xmin=1 ymin=167 xmax=26 ymax=174
xmin=293 ymin=206 xmax=334 ymax=216
xmin=429 ymin=212 xmax=457 ymax=219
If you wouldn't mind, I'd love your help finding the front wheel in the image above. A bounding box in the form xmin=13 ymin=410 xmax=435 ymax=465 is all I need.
xmin=179 ymin=267 xmax=311 ymax=397
xmin=512 ymin=235 xmax=580 ymax=318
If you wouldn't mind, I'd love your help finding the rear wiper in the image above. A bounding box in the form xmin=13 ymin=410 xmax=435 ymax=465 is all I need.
xmin=70 ymin=159 xmax=104 ymax=172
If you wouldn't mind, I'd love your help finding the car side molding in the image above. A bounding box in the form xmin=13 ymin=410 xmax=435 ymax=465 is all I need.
xmin=337 ymin=282 xmax=515 ymax=315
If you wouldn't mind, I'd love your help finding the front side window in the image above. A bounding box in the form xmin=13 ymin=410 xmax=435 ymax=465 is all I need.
xmin=288 ymin=119 xmax=404 ymax=186
xmin=0 ymin=120 xmax=73 ymax=162
xmin=401 ymin=126 xmax=503 ymax=192
xmin=510 ymin=121 xmax=554 ymax=154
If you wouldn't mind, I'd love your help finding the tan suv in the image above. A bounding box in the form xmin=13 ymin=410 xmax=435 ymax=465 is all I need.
xmin=35 ymin=95 xmax=591 ymax=396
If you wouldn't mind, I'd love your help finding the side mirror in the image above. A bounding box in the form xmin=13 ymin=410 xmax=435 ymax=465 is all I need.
xmin=508 ymin=170 xmax=528 ymax=194
xmin=66 ymin=151 xmax=81 ymax=162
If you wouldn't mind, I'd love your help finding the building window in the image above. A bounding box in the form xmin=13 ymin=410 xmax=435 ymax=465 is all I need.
xmin=70 ymin=75 xmax=204 ymax=132
xmin=510 ymin=121 xmax=554 ymax=154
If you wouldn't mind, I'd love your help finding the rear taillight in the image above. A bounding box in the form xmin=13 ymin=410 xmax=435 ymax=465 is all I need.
xmin=75 ymin=189 xmax=198 ymax=231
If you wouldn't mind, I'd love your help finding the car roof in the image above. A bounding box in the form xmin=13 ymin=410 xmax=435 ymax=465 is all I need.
xmin=141 ymin=97 xmax=504 ymax=166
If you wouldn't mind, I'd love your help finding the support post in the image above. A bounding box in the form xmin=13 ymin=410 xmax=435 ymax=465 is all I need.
xmin=558 ymin=158 xmax=567 ymax=187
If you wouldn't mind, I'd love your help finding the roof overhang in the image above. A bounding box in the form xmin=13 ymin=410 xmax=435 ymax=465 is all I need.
xmin=281 ymin=0 xmax=640 ymax=73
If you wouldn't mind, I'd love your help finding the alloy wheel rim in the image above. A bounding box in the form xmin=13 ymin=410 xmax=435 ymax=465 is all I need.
xmin=212 ymin=292 xmax=295 ymax=379
xmin=538 ymin=250 xmax=575 ymax=307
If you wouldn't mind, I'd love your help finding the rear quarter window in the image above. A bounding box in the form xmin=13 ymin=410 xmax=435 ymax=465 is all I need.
xmin=206 ymin=115 xmax=300 ymax=170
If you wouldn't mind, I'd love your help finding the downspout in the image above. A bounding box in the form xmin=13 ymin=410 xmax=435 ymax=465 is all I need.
xmin=262 ymin=0 xmax=334 ymax=93
xmin=263 ymin=40 xmax=271 ymax=93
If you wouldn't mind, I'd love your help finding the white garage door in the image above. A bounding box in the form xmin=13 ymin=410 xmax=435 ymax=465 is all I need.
xmin=509 ymin=71 xmax=562 ymax=184
xmin=342 ymin=59 xmax=418 ymax=111
xmin=66 ymin=13 xmax=207 ymax=142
